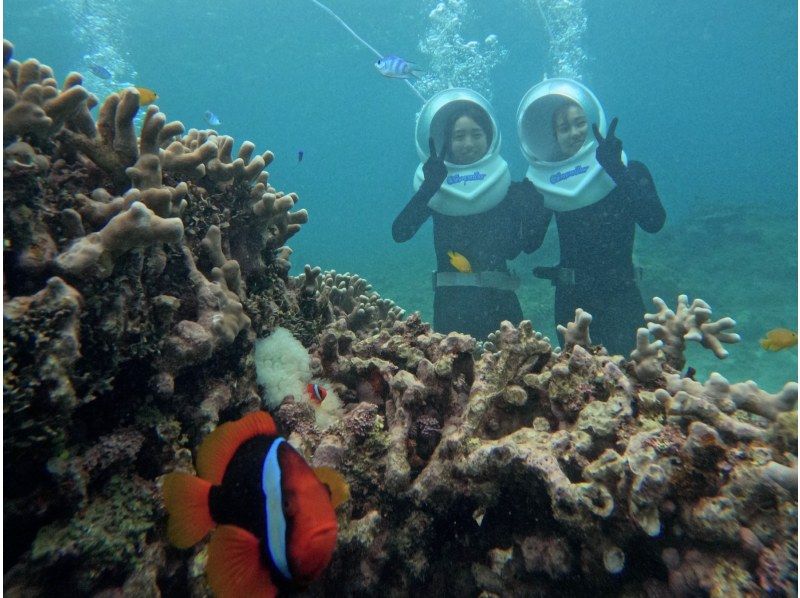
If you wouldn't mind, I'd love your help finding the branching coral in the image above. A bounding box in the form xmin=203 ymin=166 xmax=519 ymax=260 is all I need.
xmin=55 ymin=201 xmax=184 ymax=279
xmin=556 ymin=307 xmax=593 ymax=351
xmin=3 ymin=39 xmax=90 ymax=144
xmin=301 ymin=314 xmax=796 ymax=596
xmin=3 ymin=42 xmax=308 ymax=593
xmin=291 ymin=269 xmax=406 ymax=334
xmin=644 ymin=294 xmax=741 ymax=370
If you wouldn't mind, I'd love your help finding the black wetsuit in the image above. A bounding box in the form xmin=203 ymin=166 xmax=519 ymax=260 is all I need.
xmin=393 ymin=179 xmax=546 ymax=340
xmin=529 ymin=161 xmax=666 ymax=355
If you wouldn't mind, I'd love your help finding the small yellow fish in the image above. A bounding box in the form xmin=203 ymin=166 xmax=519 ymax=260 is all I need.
xmin=117 ymin=87 xmax=159 ymax=106
xmin=759 ymin=328 xmax=798 ymax=351
xmin=134 ymin=87 xmax=159 ymax=105
xmin=447 ymin=250 xmax=472 ymax=273
xmin=314 ymin=466 xmax=350 ymax=508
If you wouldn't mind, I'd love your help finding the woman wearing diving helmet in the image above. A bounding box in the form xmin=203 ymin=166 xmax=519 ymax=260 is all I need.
xmin=517 ymin=79 xmax=666 ymax=355
xmin=392 ymin=89 xmax=547 ymax=340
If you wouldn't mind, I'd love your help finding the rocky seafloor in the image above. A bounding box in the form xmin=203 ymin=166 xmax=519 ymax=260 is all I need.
xmin=3 ymin=42 xmax=797 ymax=597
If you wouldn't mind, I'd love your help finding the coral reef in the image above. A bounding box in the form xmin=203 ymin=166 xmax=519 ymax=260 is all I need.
xmin=3 ymin=41 xmax=306 ymax=593
xmin=4 ymin=42 xmax=797 ymax=598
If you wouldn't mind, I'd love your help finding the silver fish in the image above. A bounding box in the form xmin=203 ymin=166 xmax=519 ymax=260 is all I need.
xmin=204 ymin=110 xmax=221 ymax=126
xmin=374 ymin=54 xmax=422 ymax=79
xmin=88 ymin=63 xmax=112 ymax=80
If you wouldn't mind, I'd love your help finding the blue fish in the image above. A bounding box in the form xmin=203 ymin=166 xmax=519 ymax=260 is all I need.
xmin=204 ymin=110 xmax=221 ymax=126
xmin=374 ymin=54 xmax=423 ymax=79
xmin=298 ymin=150 xmax=304 ymax=162
xmin=88 ymin=63 xmax=112 ymax=80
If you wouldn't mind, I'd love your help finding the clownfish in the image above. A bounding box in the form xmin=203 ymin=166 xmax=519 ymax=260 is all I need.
xmin=307 ymin=383 xmax=328 ymax=406
xmin=162 ymin=411 xmax=348 ymax=597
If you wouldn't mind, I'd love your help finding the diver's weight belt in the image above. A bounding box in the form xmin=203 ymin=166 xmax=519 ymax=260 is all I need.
xmin=434 ymin=271 xmax=520 ymax=291
xmin=533 ymin=265 xmax=643 ymax=286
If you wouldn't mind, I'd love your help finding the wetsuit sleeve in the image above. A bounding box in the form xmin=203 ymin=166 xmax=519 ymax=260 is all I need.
xmin=392 ymin=186 xmax=435 ymax=243
xmin=511 ymin=179 xmax=552 ymax=253
xmin=614 ymin=161 xmax=666 ymax=233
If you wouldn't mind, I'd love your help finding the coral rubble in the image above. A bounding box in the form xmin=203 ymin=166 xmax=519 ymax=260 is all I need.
xmin=4 ymin=42 xmax=797 ymax=597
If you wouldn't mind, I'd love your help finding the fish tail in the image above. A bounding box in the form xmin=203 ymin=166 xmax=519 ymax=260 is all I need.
xmin=207 ymin=525 xmax=276 ymax=598
xmin=162 ymin=472 xmax=215 ymax=548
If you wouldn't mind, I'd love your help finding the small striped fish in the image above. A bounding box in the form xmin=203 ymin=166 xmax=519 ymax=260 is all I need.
xmin=374 ymin=54 xmax=423 ymax=79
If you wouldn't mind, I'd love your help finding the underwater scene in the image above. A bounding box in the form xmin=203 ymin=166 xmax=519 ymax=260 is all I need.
xmin=3 ymin=0 xmax=797 ymax=596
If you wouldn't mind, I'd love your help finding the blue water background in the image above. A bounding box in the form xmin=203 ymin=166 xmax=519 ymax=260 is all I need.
xmin=4 ymin=0 xmax=797 ymax=391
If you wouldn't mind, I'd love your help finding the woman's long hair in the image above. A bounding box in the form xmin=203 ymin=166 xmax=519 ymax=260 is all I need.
xmin=441 ymin=103 xmax=493 ymax=162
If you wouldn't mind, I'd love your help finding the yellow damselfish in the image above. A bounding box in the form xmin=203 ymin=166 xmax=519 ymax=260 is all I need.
xmin=134 ymin=87 xmax=159 ymax=105
xmin=313 ymin=466 xmax=350 ymax=509
xmin=759 ymin=328 xmax=798 ymax=351
xmin=447 ymin=250 xmax=472 ymax=273
xmin=117 ymin=86 xmax=159 ymax=106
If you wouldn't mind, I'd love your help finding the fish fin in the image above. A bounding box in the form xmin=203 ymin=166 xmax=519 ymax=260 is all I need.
xmin=313 ymin=466 xmax=351 ymax=509
xmin=162 ymin=472 xmax=214 ymax=548
xmin=207 ymin=525 xmax=276 ymax=598
xmin=410 ymin=68 xmax=425 ymax=78
xmin=760 ymin=338 xmax=780 ymax=351
xmin=196 ymin=412 xmax=277 ymax=484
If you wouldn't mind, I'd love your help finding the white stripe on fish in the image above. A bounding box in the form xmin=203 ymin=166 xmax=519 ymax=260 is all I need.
xmin=374 ymin=54 xmax=423 ymax=79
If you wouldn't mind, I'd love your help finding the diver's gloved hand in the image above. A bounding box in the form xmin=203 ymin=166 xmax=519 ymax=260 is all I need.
xmin=420 ymin=137 xmax=447 ymax=195
xmin=592 ymin=117 xmax=627 ymax=183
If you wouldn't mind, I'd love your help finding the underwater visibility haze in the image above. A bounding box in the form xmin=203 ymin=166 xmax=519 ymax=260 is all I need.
xmin=3 ymin=0 xmax=798 ymax=596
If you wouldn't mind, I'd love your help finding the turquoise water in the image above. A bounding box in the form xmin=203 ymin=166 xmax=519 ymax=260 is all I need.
xmin=4 ymin=0 xmax=797 ymax=390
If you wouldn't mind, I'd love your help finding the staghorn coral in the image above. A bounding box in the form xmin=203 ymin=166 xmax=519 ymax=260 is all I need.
xmin=643 ymin=294 xmax=741 ymax=371
xmin=4 ymin=43 xmax=797 ymax=598
xmin=556 ymin=306 xmax=593 ymax=351
xmin=627 ymin=294 xmax=742 ymax=382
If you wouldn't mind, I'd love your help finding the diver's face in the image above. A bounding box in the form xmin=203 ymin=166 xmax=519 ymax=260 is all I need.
xmin=554 ymin=106 xmax=588 ymax=159
xmin=449 ymin=116 xmax=488 ymax=165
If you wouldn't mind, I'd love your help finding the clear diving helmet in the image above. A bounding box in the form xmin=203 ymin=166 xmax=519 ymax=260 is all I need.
xmin=414 ymin=88 xmax=510 ymax=217
xmin=516 ymin=78 xmax=626 ymax=211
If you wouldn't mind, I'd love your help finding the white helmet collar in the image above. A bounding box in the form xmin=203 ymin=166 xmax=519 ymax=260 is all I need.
xmin=414 ymin=88 xmax=510 ymax=216
xmin=517 ymin=78 xmax=626 ymax=212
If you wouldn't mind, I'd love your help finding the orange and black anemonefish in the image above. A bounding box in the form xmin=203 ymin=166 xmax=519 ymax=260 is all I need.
xmin=162 ymin=411 xmax=349 ymax=598
xmin=306 ymin=383 xmax=327 ymax=406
